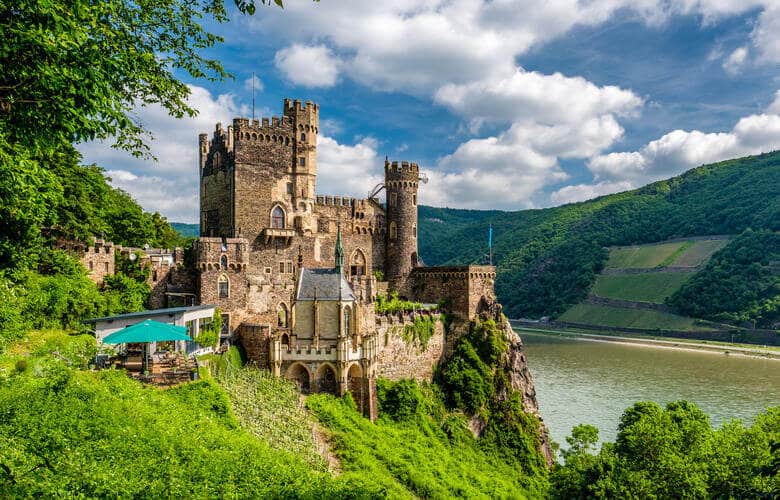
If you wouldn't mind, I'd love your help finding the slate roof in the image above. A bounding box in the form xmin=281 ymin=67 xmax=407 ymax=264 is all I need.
xmin=296 ymin=268 xmax=355 ymax=301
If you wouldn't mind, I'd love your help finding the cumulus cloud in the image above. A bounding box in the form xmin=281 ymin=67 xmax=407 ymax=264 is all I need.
xmin=274 ymin=44 xmax=341 ymax=88
xmin=315 ymin=135 xmax=383 ymax=199
xmin=425 ymin=129 xmax=569 ymax=209
xmin=435 ymin=69 xmax=642 ymax=126
xmin=587 ymin=92 xmax=780 ymax=185
xmin=550 ymin=180 xmax=634 ymax=205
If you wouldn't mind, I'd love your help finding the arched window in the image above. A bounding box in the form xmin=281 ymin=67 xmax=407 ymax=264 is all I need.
xmin=218 ymin=274 xmax=229 ymax=298
xmin=277 ymin=303 xmax=288 ymax=328
xmin=271 ymin=206 xmax=285 ymax=228
xmin=300 ymin=132 xmax=306 ymax=141
xmin=343 ymin=306 xmax=351 ymax=337
xmin=220 ymin=255 xmax=227 ymax=269
xmin=389 ymin=222 xmax=397 ymax=240
xmin=350 ymin=249 xmax=366 ymax=277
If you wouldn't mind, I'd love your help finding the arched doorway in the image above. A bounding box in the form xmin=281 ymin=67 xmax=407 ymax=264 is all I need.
xmin=315 ymin=363 xmax=338 ymax=394
xmin=347 ymin=364 xmax=364 ymax=410
xmin=285 ymin=363 xmax=310 ymax=393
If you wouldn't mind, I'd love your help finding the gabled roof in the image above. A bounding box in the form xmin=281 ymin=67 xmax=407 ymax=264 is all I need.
xmin=296 ymin=268 xmax=355 ymax=301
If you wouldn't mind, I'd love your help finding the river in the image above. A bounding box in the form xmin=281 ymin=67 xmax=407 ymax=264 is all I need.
xmin=518 ymin=330 xmax=780 ymax=448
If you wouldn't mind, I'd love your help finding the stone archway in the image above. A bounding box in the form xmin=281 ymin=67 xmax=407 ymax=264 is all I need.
xmin=285 ymin=363 xmax=310 ymax=393
xmin=315 ymin=363 xmax=338 ymax=395
xmin=347 ymin=363 xmax=364 ymax=410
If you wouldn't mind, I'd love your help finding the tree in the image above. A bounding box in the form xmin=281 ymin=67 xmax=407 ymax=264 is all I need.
xmin=0 ymin=0 xmax=296 ymax=157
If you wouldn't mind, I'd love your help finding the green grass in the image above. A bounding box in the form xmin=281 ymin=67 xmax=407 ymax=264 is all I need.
xmin=215 ymin=367 xmax=327 ymax=470
xmin=670 ymin=239 xmax=730 ymax=267
xmin=307 ymin=391 xmax=545 ymax=499
xmin=605 ymin=242 xmax=688 ymax=269
xmin=558 ymin=303 xmax=705 ymax=331
xmin=0 ymin=328 xmax=96 ymax=376
xmin=591 ymin=273 xmax=695 ymax=303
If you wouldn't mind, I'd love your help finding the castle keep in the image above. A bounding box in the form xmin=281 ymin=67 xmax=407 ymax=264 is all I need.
xmin=195 ymin=99 xmax=501 ymax=418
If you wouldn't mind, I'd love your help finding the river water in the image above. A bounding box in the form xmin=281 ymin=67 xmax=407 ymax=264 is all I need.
xmin=518 ymin=330 xmax=780 ymax=448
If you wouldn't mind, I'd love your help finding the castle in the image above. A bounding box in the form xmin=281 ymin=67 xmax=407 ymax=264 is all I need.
xmin=194 ymin=99 xmax=501 ymax=419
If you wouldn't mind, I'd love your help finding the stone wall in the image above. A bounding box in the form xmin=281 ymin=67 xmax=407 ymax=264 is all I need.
xmin=411 ymin=265 xmax=497 ymax=320
xmin=374 ymin=313 xmax=445 ymax=381
xmin=80 ymin=239 xmax=115 ymax=285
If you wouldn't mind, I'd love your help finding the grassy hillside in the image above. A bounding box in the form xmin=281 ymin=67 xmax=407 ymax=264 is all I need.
xmin=558 ymin=303 xmax=703 ymax=331
xmin=418 ymin=152 xmax=779 ymax=321
xmin=668 ymin=230 xmax=779 ymax=327
xmin=592 ymin=273 xmax=695 ymax=303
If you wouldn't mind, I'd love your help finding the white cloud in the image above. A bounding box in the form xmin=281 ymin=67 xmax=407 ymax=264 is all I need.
xmin=722 ymin=46 xmax=748 ymax=75
xmin=274 ymin=44 xmax=341 ymax=88
xmin=435 ymin=69 xmax=642 ymax=127
xmin=425 ymin=128 xmax=569 ymax=209
xmin=550 ymin=180 xmax=634 ymax=205
xmin=588 ymin=92 xmax=780 ymax=184
xmin=315 ymin=135 xmax=383 ymax=199
xmin=243 ymin=75 xmax=264 ymax=92
xmin=752 ymin=5 xmax=780 ymax=63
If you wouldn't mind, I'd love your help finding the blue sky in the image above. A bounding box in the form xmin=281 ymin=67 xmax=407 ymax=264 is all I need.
xmin=79 ymin=1 xmax=780 ymax=222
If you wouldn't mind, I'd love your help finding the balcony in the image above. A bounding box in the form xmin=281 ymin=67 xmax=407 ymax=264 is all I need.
xmin=263 ymin=227 xmax=296 ymax=243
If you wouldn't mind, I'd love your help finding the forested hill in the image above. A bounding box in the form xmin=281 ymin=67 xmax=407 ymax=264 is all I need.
xmin=418 ymin=152 xmax=780 ymax=320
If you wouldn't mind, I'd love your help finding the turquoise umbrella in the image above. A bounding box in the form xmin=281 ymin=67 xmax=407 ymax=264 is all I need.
xmin=103 ymin=320 xmax=192 ymax=373
xmin=103 ymin=319 xmax=191 ymax=344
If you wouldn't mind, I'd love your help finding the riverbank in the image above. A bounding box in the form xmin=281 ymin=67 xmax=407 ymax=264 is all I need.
xmin=512 ymin=323 xmax=780 ymax=360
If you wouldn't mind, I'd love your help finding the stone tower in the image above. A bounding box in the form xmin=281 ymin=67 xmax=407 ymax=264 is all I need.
xmin=283 ymin=99 xmax=319 ymax=208
xmin=384 ymin=160 xmax=419 ymax=296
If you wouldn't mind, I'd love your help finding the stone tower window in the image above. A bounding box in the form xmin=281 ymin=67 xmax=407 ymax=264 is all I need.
xmin=413 ymin=194 xmax=417 ymax=205
xmin=218 ymin=274 xmax=229 ymax=298
xmin=286 ymin=182 xmax=293 ymax=195
xmin=389 ymin=193 xmax=397 ymax=207
xmin=300 ymin=132 xmax=306 ymax=141
xmin=278 ymin=303 xmax=288 ymax=328
xmin=89 ymin=261 xmax=94 ymax=271
xmin=389 ymin=222 xmax=397 ymax=240
xmin=343 ymin=306 xmax=351 ymax=338
xmin=220 ymin=255 xmax=227 ymax=269
xmin=271 ymin=206 xmax=285 ymax=228
xmin=299 ymin=157 xmax=306 ymax=167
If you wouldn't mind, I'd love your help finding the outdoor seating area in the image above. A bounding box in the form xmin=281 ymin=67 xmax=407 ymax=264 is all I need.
xmin=104 ymin=349 xmax=198 ymax=386
xmin=95 ymin=318 xmax=200 ymax=387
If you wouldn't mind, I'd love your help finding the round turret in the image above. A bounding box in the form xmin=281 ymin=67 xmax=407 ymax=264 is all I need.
xmin=384 ymin=160 xmax=419 ymax=296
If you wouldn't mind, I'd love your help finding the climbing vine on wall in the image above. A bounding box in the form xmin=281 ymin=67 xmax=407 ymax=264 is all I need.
xmin=402 ymin=315 xmax=437 ymax=351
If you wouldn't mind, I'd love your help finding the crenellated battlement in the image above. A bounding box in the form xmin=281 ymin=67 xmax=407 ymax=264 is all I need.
xmin=283 ymin=98 xmax=319 ymax=115
xmin=385 ymin=160 xmax=419 ymax=175
xmin=315 ymin=195 xmax=357 ymax=207
xmin=231 ymin=116 xmax=295 ymax=147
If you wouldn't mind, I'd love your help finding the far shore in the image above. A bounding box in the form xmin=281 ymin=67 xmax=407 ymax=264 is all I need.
xmin=511 ymin=324 xmax=780 ymax=361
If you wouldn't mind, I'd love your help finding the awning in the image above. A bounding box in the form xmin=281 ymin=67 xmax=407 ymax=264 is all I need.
xmin=102 ymin=319 xmax=192 ymax=344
